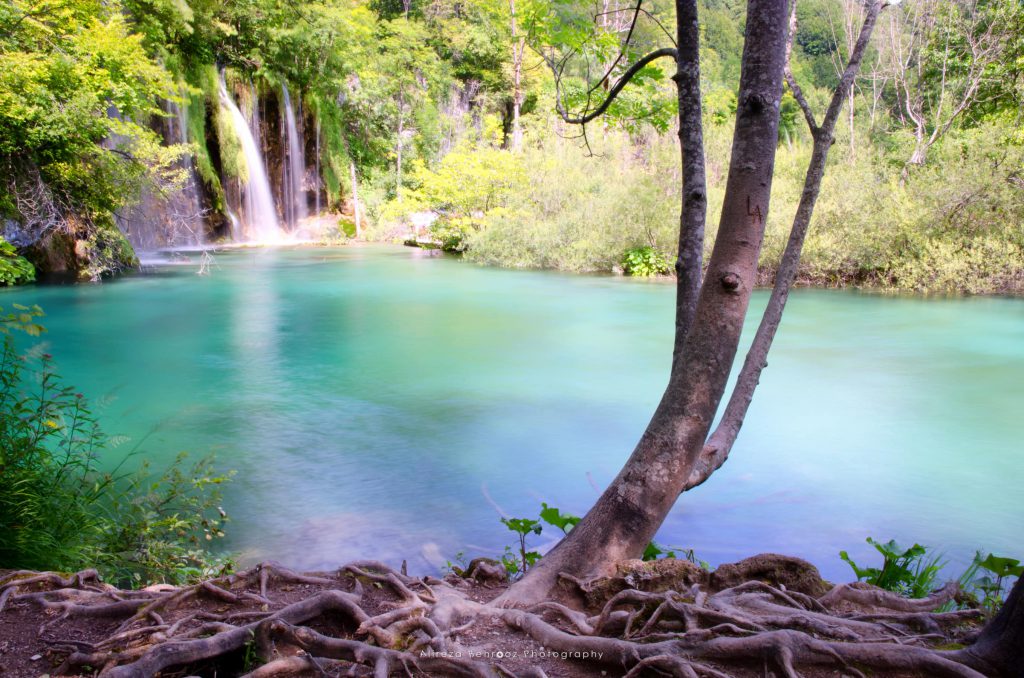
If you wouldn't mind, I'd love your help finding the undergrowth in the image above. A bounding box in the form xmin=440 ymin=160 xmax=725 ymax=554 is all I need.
xmin=841 ymin=536 xmax=1021 ymax=612
xmin=0 ymin=305 xmax=233 ymax=587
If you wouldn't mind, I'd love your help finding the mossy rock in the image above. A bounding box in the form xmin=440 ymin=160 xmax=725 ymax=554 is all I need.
xmin=710 ymin=553 xmax=831 ymax=597
xmin=579 ymin=558 xmax=710 ymax=608
xmin=22 ymin=220 xmax=138 ymax=282
xmin=78 ymin=222 xmax=139 ymax=281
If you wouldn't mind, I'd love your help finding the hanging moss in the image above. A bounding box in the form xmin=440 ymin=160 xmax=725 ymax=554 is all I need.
xmin=308 ymin=92 xmax=353 ymax=209
xmin=183 ymin=64 xmax=226 ymax=213
xmin=214 ymin=69 xmax=247 ymax=183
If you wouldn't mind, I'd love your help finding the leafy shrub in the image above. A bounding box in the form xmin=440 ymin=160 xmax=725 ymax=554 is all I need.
xmin=374 ymin=114 xmax=1023 ymax=294
xmin=622 ymin=245 xmax=671 ymax=277
xmin=0 ymin=238 xmax=34 ymax=285
xmin=0 ymin=306 xmax=231 ymax=586
xmin=840 ymin=537 xmax=945 ymax=598
xmin=79 ymin=221 xmax=140 ymax=281
xmin=955 ymin=552 xmax=1024 ymax=613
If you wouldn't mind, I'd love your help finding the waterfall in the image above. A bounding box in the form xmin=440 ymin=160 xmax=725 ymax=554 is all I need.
xmin=281 ymin=83 xmax=308 ymax=228
xmin=218 ymin=73 xmax=283 ymax=243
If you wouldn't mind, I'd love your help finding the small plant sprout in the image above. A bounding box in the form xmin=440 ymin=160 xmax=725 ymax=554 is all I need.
xmin=501 ymin=517 xmax=542 ymax=580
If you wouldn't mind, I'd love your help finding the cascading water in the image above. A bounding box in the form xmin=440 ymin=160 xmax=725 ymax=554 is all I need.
xmin=281 ymin=84 xmax=308 ymax=228
xmin=218 ymin=73 xmax=283 ymax=243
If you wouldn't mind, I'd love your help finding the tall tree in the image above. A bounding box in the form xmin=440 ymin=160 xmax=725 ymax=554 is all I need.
xmin=502 ymin=0 xmax=791 ymax=605
xmin=508 ymin=0 xmax=526 ymax=150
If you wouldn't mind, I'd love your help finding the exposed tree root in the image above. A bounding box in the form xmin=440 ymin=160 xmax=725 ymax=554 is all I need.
xmin=0 ymin=556 xmax=1005 ymax=677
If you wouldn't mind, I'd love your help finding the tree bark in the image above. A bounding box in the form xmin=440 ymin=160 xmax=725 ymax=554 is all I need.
xmin=501 ymin=0 xmax=789 ymax=607
xmin=396 ymin=91 xmax=405 ymax=204
xmin=670 ymin=0 xmax=708 ymax=370
xmin=350 ymin=161 xmax=362 ymax=238
xmin=953 ymin=576 xmax=1024 ymax=678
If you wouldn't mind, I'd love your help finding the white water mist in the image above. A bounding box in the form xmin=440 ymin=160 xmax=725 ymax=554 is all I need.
xmin=218 ymin=73 xmax=283 ymax=243
xmin=281 ymin=84 xmax=308 ymax=228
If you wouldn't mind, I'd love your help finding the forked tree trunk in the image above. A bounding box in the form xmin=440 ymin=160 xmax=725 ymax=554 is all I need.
xmin=953 ymin=576 xmax=1024 ymax=678
xmin=687 ymin=0 xmax=884 ymax=490
xmin=501 ymin=0 xmax=789 ymax=607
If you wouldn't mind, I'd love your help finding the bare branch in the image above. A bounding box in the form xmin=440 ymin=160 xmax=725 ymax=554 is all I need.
xmin=784 ymin=1 xmax=819 ymax=133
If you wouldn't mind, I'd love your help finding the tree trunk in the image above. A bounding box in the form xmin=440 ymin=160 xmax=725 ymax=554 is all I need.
xmin=396 ymin=92 xmax=405 ymax=204
xmin=687 ymin=0 xmax=884 ymax=490
xmin=350 ymin=161 xmax=361 ymax=238
xmin=501 ymin=0 xmax=789 ymax=607
xmin=509 ymin=0 xmax=524 ymax=151
xmin=670 ymin=0 xmax=708 ymax=369
xmin=953 ymin=576 xmax=1024 ymax=678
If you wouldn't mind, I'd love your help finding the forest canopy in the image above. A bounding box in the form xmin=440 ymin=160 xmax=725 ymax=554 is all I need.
xmin=0 ymin=0 xmax=1021 ymax=292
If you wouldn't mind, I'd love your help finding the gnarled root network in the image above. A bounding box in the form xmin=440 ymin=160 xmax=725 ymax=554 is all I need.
xmin=0 ymin=557 xmax=997 ymax=677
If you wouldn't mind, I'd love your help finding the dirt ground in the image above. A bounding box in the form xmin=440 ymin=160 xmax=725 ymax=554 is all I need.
xmin=0 ymin=558 xmax=987 ymax=678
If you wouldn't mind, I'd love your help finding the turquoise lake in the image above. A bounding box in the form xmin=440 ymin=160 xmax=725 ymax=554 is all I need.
xmin=3 ymin=245 xmax=1022 ymax=580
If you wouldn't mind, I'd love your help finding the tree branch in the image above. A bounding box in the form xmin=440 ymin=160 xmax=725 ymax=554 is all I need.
xmin=550 ymin=48 xmax=677 ymax=125
xmin=685 ymin=0 xmax=886 ymax=492
xmin=784 ymin=1 xmax=819 ymax=133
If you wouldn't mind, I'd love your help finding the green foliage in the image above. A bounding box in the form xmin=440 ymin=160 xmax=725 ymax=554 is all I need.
xmin=0 ymin=308 xmax=232 ymax=586
xmin=0 ymin=0 xmax=184 ymax=254
xmin=0 ymin=237 xmax=34 ymax=285
xmin=419 ymin=110 xmax=1024 ymax=295
xmin=500 ymin=516 xmax=542 ymax=580
xmin=642 ymin=541 xmax=676 ymax=561
xmin=78 ymin=220 xmax=140 ymax=281
xmin=622 ymin=245 xmax=671 ymax=277
xmin=464 ymin=131 xmax=681 ymax=273
xmin=955 ymin=552 xmax=1024 ymax=613
xmin=840 ymin=538 xmax=945 ymax=599
xmin=443 ymin=550 xmax=468 ymax=575
xmin=539 ymin=502 xmax=580 ymax=534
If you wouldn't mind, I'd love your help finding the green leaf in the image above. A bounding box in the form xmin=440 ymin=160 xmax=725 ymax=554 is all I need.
xmin=978 ymin=554 xmax=1024 ymax=578
xmin=539 ymin=502 xmax=580 ymax=534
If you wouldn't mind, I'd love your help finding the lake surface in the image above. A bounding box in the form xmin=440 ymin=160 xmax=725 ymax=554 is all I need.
xmin=3 ymin=245 xmax=1022 ymax=581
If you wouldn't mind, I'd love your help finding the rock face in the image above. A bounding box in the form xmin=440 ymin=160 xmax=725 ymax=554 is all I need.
xmin=22 ymin=219 xmax=138 ymax=282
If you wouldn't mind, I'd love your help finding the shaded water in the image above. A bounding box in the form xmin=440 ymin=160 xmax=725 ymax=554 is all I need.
xmin=4 ymin=246 xmax=1022 ymax=580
